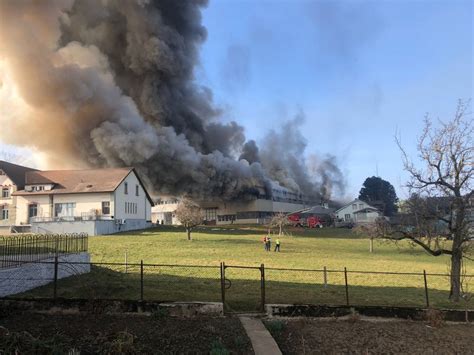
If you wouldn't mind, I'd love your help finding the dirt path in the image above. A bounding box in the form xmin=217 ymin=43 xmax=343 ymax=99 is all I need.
xmin=265 ymin=318 xmax=474 ymax=354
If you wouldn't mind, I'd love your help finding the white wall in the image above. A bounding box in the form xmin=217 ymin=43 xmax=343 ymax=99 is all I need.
xmin=114 ymin=171 xmax=150 ymax=222
xmin=0 ymin=175 xmax=16 ymax=227
xmin=336 ymin=200 xmax=377 ymax=222
xmin=15 ymin=195 xmax=51 ymax=225
xmin=15 ymin=193 xmax=113 ymax=225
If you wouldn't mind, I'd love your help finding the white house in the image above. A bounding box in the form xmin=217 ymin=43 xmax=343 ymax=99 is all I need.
xmin=13 ymin=167 xmax=154 ymax=235
xmin=0 ymin=160 xmax=38 ymax=233
xmin=335 ymin=199 xmax=382 ymax=224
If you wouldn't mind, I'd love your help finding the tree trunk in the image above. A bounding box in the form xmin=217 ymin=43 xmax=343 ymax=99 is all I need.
xmin=187 ymin=228 xmax=192 ymax=241
xmin=449 ymin=251 xmax=462 ymax=302
xmin=279 ymin=225 xmax=282 ymax=236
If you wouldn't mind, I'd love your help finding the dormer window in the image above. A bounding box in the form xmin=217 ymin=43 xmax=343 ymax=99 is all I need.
xmin=2 ymin=188 xmax=10 ymax=198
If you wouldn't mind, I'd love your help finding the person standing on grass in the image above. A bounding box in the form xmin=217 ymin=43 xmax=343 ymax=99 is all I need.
xmin=262 ymin=235 xmax=268 ymax=251
xmin=274 ymin=238 xmax=281 ymax=252
xmin=267 ymin=236 xmax=271 ymax=252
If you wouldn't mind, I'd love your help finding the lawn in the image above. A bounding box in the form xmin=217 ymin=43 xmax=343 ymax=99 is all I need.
xmin=25 ymin=225 xmax=474 ymax=311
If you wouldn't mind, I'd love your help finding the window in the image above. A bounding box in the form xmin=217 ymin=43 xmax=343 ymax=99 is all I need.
xmin=204 ymin=208 xmax=217 ymax=221
xmin=54 ymin=203 xmax=76 ymax=217
xmin=352 ymin=204 xmax=357 ymax=210
xmin=344 ymin=214 xmax=351 ymax=221
xmin=2 ymin=188 xmax=10 ymax=198
xmin=136 ymin=185 xmax=139 ymax=196
xmin=28 ymin=204 xmax=38 ymax=219
xmin=1 ymin=207 xmax=9 ymax=220
xmin=359 ymin=204 xmax=363 ymax=209
xmin=124 ymin=182 xmax=128 ymax=195
xmin=102 ymin=201 xmax=110 ymax=215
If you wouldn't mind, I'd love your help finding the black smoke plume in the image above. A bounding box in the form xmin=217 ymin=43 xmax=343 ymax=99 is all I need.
xmin=0 ymin=0 xmax=344 ymax=202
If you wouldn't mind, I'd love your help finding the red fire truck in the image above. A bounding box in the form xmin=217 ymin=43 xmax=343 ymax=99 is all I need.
xmin=288 ymin=213 xmax=323 ymax=228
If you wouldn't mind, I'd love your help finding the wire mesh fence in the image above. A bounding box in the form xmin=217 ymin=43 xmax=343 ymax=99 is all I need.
xmin=0 ymin=233 xmax=88 ymax=269
xmin=1 ymin=258 xmax=473 ymax=311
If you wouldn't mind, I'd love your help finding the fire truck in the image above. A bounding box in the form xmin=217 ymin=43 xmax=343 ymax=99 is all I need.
xmin=288 ymin=213 xmax=323 ymax=228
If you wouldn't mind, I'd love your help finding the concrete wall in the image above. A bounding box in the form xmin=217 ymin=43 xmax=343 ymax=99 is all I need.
xmin=0 ymin=252 xmax=90 ymax=297
xmin=31 ymin=219 xmax=152 ymax=235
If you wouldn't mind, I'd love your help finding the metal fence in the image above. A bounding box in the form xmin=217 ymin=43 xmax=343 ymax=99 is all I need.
xmin=0 ymin=233 xmax=88 ymax=269
xmin=1 ymin=258 xmax=472 ymax=312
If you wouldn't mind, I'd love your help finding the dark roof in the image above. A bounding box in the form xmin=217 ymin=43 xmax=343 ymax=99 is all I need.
xmin=301 ymin=206 xmax=335 ymax=215
xmin=13 ymin=167 xmax=154 ymax=205
xmin=0 ymin=160 xmax=38 ymax=189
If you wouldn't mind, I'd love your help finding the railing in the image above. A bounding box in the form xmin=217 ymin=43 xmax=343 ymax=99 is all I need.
xmin=0 ymin=233 xmax=88 ymax=269
xmin=31 ymin=215 xmax=113 ymax=223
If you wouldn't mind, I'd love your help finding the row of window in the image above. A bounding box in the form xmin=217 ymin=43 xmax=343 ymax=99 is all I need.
xmin=217 ymin=214 xmax=236 ymax=222
xmin=125 ymin=202 xmax=138 ymax=215
xmin=124 ymin=183 xmax=140 ymax=197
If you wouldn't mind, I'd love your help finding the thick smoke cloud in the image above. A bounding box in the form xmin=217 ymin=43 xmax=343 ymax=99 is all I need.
xmin=0 ymin=0 xmax=344 ymax=202
xmin=258 ymin=112 xmax=345 ymax=201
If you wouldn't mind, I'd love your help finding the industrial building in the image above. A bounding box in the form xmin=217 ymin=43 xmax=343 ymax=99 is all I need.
xmin=152 ymin=183 xmax=322 ymax=225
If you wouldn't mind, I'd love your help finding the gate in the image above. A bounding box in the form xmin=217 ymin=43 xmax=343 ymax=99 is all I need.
xmin=220 ymin=262 xmax=265 ymax=313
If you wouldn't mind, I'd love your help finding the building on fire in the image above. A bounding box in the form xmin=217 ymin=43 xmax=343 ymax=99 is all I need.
xmin=151 ymin=182 xmax=328 ymax=226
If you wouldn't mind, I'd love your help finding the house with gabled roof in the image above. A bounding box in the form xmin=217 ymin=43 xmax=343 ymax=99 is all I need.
xmin=12 ymin=167 xmax=154 ymax=235
xmin=335 ymin=199 xmax=382 ymax=224
xmin=0 ymin=160 xmax=39 ymax=233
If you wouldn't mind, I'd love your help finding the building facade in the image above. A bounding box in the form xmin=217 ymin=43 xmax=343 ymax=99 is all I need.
xmin=10 ymin=167 xmax=153 ymax=235
xmin=152 ymin=184 xmax=312 ymax=226
xmin=0 ymin=161 xmax=38 ymax=233
xmin=335 ymin=199 xmax=381 ymax=224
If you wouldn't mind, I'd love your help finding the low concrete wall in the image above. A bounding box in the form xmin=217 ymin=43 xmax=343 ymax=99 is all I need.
xmin=32 ymin=220 xmax=152 ymax=235
xmin=0 ymin=252 xmax=90 ymax=297
xmin=265 ymin=304 xmax=474 ymax=322
xmin=0 ymin=299 xmax=224 ymax=317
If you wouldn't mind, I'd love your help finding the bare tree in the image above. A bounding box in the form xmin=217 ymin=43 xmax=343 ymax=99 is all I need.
xmin=269 ymin=212 xmax=291 ymax=236
xmin=381 ymin=99 xmax=473 ymax=302
xmin=175 ymin=198 xmax=203 ymax=241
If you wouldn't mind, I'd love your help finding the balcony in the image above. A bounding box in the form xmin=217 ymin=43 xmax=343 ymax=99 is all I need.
xmin=30 ymin=213 xmax=114 ymax=223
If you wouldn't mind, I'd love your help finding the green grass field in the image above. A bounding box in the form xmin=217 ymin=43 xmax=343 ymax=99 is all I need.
xmin=26 ymin=225 xmax=473 ymax=311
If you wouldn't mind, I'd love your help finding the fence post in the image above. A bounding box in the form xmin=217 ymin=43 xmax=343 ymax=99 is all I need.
xmin=423 ymin=270 xmax=429 ymax=308
xmin=220 ymin=262 xmax=226 ymax=312
xmin=323 ymin=266 xmax=328 ymax=288
xmin=125 ymin=251 xmax=128 ymax=274
xmin=260 ymin=263 xmax=265 ymax=313
xmin=344 ymin=267 xmax=349 ymax=306
xmin=140 ymin=260 xmax=144 ymax=301
xmin=53 ymin=255 xmax=58 ymax=299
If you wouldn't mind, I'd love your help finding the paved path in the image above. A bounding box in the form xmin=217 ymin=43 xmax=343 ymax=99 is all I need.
xmin=239 ymin=316 xmax=282 ymax=355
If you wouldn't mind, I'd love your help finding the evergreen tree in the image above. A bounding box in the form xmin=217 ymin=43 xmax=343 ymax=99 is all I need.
xmin=358 ymin=176 xmax=398 ymax=216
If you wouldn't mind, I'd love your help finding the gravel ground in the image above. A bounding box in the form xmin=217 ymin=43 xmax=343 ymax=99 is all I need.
xmin=0 ymin=312 xmax=253 ymax=354
xmin=266 ymin=317 xmax=474 ymax=354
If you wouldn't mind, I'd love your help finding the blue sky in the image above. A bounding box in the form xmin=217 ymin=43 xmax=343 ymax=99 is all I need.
xmin=197 ymin=0 xmax=473 ymax=199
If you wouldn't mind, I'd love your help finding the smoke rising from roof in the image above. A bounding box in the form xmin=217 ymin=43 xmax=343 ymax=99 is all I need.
xmin=0 ymin=0 xmax=344 ymax=201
